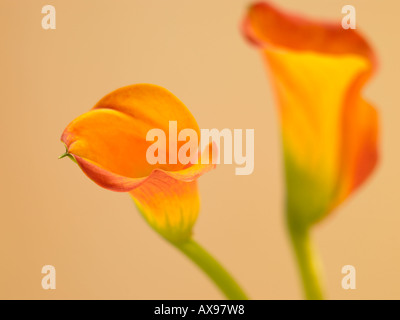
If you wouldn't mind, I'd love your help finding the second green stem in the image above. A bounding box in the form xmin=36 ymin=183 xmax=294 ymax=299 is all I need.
xmin=288 ymin=223 xmax=325 ymax=300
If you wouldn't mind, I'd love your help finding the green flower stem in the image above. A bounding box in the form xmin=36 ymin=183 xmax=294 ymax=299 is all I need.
xmin=288 ymin=223 xmax=325 ymax=300
xmin=174 ymin=239 xmax=248 ymax=300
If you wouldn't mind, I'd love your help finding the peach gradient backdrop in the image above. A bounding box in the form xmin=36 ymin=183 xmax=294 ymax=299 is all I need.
xmin=0 ymin=0 xmax=399 ymax=299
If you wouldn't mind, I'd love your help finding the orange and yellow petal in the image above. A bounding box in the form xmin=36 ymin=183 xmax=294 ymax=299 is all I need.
xmin=131 ymin=174 xmax=200 ymax=242
xmin=61 ymin=84 xmax=200 ymax=183
xmin=243 ymin=2 xmax=375 ymax=62
xmin=243 ymin=2 xmax=379 ymax=225
xmin=132 ymin=143 xmax=217 ymax=242
xmin=71 ymin=141 xmax=216 ymax=194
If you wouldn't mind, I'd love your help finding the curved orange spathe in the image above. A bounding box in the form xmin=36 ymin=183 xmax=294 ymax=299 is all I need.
xmin=61 ymin=84 xmax=216 ymax=241
xmin=243 ymin=2 xmax=379 ymax=226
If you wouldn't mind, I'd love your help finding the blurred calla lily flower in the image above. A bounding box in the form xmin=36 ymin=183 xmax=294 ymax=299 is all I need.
xmin=243 ymin=2 xmax=379 ymax=299
xmin=61 ymin=84 xmax=215 ymax=242
xmin=243 ymin=2 xmax=379 ymax=227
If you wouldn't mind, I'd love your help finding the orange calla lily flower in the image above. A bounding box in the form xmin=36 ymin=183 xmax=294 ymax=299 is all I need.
xmin=61 ymin=84 xmax=215 ymax=242
xmin=243 ymin=2 xmax=379 ymax=299
xmin=60 ymin=84 xmax=248 ymax=300
xmin=243 ymin=2 xmax=379 ymax=226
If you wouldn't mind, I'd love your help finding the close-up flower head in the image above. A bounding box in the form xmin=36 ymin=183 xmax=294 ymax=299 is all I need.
xmin=60 ymin=84 xmax=217 ymax=241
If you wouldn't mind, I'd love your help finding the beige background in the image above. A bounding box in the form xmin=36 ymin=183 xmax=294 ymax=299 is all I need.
xmin=0 ymin=0 xmax=398 ymax=300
